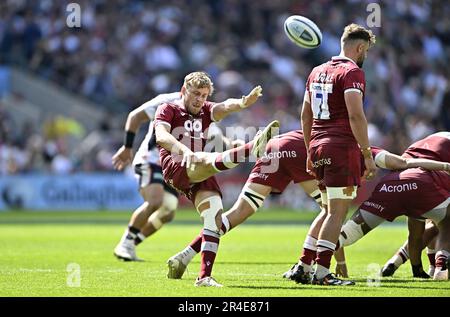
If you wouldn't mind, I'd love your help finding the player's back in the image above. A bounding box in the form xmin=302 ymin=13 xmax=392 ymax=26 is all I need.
xmin=403 ymin=132 xmax=450 ymax=163
xmin=307 ymin=56 xmax=365 ymax=145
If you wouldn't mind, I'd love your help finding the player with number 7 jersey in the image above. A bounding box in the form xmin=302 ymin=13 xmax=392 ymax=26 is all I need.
xmin=301 ymin=23 xmax=377 ymax=285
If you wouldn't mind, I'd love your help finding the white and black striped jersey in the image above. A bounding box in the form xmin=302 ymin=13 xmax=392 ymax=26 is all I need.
xmin=132 ymin=92 xmax=181 ymax=166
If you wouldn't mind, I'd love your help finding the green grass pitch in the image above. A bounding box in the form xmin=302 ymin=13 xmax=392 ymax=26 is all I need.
xmin=0 ymin=210 xmax=448 ymax=297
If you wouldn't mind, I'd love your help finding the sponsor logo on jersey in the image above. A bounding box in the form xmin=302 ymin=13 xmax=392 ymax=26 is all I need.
xmin=262 ymin=150 xmax=297 ymax=160
xmin=363 ymin=201 xmax=385 ymax=212
xmin=250 ymin=172 xmax=269 ymax=180
xmin=352 ymin=82 xmax=365 ymax=90
xmin=312 ymin=158 xmax=331 ymax=168
xmin=379 ymin=182 xmax=418 ymax=193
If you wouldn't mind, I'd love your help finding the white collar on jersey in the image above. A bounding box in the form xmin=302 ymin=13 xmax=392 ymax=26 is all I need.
xmin=332 ymin=55 xmax=357 ymax=66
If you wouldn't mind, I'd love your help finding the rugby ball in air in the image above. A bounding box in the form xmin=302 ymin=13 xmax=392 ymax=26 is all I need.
xmin=284 ymin=15 xmax=322 ymax=49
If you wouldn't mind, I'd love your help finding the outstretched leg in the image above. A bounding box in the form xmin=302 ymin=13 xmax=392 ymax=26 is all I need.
xmin=187 ymin=120 xmax=280 ymax=183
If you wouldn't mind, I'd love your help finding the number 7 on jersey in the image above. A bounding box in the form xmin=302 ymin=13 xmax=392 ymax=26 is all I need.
xmin=310 ymin=83 xmax=333 ymax=120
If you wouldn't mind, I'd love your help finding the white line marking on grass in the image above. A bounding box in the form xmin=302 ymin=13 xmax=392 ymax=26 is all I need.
xmin=18 ymin=268 xmax=53 ymax=272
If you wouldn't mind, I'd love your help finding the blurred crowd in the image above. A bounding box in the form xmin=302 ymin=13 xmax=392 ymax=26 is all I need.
xmin=0 ymin=0 xmax=449 ymax=175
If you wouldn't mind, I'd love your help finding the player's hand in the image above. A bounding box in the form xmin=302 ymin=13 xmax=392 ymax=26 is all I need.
xmin=335 ymin=263 xmax=349 ymax=278
xmin=241 ymin=85 xmax=263 ymax=108
xmin=181 ymin=150 xmax=196 ymax=169
xmin=363 ymin=157 xmax=377 ymax=180
xmin=112 ymin=146 xmax=133 ymax=171
xmin=306 ymin=156 xmax=316 ymax=177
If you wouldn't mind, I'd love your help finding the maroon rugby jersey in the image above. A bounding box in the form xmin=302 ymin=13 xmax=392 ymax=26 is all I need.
xmin=403 ymin=132 xmax=450 ymax=163
xmin=154 ymin=101 xmax=217 ymax=166
xmin=306 ymin=56 xmax=366 ymax=146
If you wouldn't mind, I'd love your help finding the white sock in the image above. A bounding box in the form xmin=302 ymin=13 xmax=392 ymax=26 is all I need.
xmin=388 ymin=245 xmax=409 ymax=267
xmin=300 ymin=263 xmax=312 ymax=273
xmin=120 ymin=230 xmax=134 ymax=244
xmin=315 ymin=264 xmax=330 ymax=280
xmin=179 ymin=246 xmax=197 ymax=265
xmin=303 ymin=235 xmax=318 ymax=251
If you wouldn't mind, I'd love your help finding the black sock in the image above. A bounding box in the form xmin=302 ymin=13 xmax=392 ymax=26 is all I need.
xmin=126 ymin=226 xmax=140 ymax=240
xmin=134 ymin=236 xmax=143 ymax=246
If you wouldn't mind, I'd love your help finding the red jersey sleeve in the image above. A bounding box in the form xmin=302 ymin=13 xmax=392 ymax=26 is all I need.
xmin=203 ymin=101 xmax=218 ymax=123
xmin=305 ymin=74 xmax=311 ymax=93
xmin=343 ymin=68 xmax=365 ymax=95
xmin=154 ymin=103 xmax=175 ymax=129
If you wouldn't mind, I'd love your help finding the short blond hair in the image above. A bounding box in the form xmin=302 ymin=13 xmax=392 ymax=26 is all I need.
xmin=183 ymin=71 xmax=214 ymax=96
xmin=341 ymin=23 xmax=376 ymax=46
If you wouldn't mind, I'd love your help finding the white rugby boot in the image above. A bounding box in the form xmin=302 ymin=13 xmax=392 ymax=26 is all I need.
xmin=251 ymin=120 xmax=280 ymax=158
xmin=194 ymin=276 xmax=223 ymax=287
xmin=433 ymin=268 xmax=448 ymax=280
xmin=114 ymin=238 xmax=142 ymax=261
xmin=167 ymin=253 xmax=188 ymax=279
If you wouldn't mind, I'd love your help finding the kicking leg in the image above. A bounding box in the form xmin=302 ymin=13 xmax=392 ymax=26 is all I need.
xmin=186 ymin=120 xmax=280 ymax=183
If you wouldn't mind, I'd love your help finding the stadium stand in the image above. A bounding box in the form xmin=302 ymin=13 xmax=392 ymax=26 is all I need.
xmin=0 ymin=0 xmax=448 ymax=208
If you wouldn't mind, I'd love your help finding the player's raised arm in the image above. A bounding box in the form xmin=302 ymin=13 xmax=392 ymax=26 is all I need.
xmin=211 ymin=85 xmax=263 ymax=121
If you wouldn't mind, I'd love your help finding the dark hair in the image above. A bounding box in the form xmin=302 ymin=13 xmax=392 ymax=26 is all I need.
xmin=341 ymin=23 xmax=376 ymax=46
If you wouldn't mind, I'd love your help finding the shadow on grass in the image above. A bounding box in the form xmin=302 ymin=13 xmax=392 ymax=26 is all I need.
xmin=227 ymin=285 xmax=329 ymax=291
xmin=219 ymin=262 xmax=295 ymax=265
